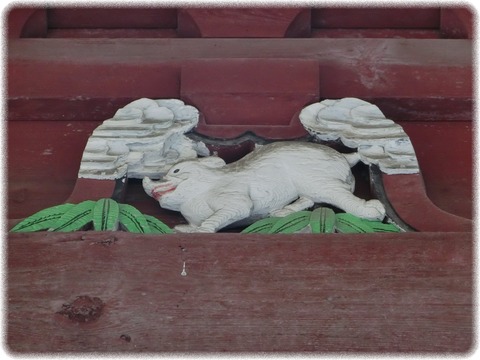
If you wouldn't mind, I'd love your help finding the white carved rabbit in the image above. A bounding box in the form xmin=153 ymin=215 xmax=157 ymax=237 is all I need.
xmin=143 ymin=141 xmax=385 ymax=233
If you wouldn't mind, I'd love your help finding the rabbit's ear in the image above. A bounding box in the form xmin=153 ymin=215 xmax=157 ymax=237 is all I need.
xmin=199 ymin=156 xmax=226 ymax=168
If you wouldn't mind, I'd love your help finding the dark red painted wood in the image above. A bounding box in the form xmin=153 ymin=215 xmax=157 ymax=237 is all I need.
xmin=8 ymin=38 xmax=471 ymax=71
xmin=311 ymin=8 xmax=441 ymax=29
xmin=7 ymin=121 xmax=97 ymax=219
xmin=6 ymin=8 xmax=47 ymax=38
xmin=8 ymin=60 xmax=180 ymax=99
xmin=7 ymin=38 xmax=472 ymax=123
xmin=181 ymin=59 xmax=318 ymax=138
xmin=6 ymin=7 xmax=473 ymax=355
xmin=370 ymin=97 xmax=472 ymax=122
xmin=7 ymin=231 xmax=472 ymax=352
xmin=8 ymin=97 xmax=472 ymax=124
xmin=177 ymin=8 xmax=310 ymax=37
xmin=382 ymin=173 xmax=472 ymax=232
xmin=46 ymin=28 xmax=179 ymax=38
xmin=66 ymin=178 xmax=119 ymax=204
xmin=440 ymin=8 xmax=474 ymax=39
xmin=401 ymin=122 xmax=473 ymax=220
xmin=8 ymin=7 xmax=472 ymax=40
xmin=311 ymin=28 xmax=441 ymax=38
xmin=8 ymin=97 xmax=158 ymax=122
xmin=47 ymin=8 xmax=177 ymax=29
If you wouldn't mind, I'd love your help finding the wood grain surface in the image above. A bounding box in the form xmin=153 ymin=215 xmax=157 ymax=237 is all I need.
xmin=7 ymin=231 xmax=472 ymax=353
xmin=8 ymin=38 xmax=472 ymax=122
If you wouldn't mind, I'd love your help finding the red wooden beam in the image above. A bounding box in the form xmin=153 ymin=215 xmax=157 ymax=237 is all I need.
xmin=6 ymin=8 xmax=47 ymax=38
xmin=440 ymin=7 xmax=474 ymax=39
xmin=47 ymin=8 xmax=177 ymax=29
xmin=177 ymin=8 xmax=310 ymax=37
xmin=7 ymin=38 xmax=473 ymax=123
xmin=311 ymin=7 xmax=441 ymax=29
xmin=181 ymin=59 xmax=318 ymax=138
xmin=7 ymin=231 xmax=472 ymax=352
xmin=8 ymin=38 xmax=471 ymax=68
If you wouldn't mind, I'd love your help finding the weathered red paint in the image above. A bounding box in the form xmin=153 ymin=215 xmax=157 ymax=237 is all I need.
xmin=182 ymin=59 xmax=318 ymax=138
xmin=66 ymin=178 xmax=120 ymax=204
xmin=47 ymin=8 xmax=178 ymax=29
xmin=8 ymin=7 xmax=473 ymax=39
xmin=311 ymin=7 xmax=441 ymax=29
xmin=401 ymin=122 xmax=473 ymax=220
xmin=7 ymin=231 xmax=473 ymax=352
xmin=6 ymin=6 xmax=473 ymax=353
xmin=7 ymin=39 xmax=472 ymax=127
xmin=177 ymin=8 xmax=310 ymax=37
xmin=382 ymin=173 xmax=472 ymax=232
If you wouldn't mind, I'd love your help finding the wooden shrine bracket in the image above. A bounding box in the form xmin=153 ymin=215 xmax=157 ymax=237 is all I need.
xmin=370 ymin=165 xmax=472 ymax=232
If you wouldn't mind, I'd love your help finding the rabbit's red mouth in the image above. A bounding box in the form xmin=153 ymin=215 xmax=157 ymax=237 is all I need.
xmin=151 ymin=184 xmax=177 ymax=200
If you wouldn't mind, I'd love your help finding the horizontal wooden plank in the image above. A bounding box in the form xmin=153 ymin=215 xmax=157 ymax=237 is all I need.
xmin=189 ymin=95 xmax=311 ymax=126
xmin=311 ymin=8 xmax=441 ymax=29
xmin=6 ymin=231 xmax=472 ymax=352
xmin=311 ymin=29 xmax=441 ymax=38
xmin=46 ymin=28 xmax=179 ymax=38
xmin=7 ymin=97 xmax=473 ymax=123
xmin=47 ymin=8 xmax=178 ymax=29
xmin=7 ymin=39 xmax=472 ymax=119
xmin=182 ymin=59 xmax=319 ymax=93
xmin=181 ymin=59 xmax=318 ymax=135
xmin=369 ymin=97 xmax=472 ymax=122
xmin=7 ymin=97 xmax=150 ymax=122
xmin=177 ymin=8 xmax=309 ymax=37
xmin=318 ymin=63 xmax=471 ymax=99
xmin=9 ymin=7 xmax=472 ymax=39
xmin=7 ymin=61 xmax=181 ymax=98
xmin=440 ymin=8 xmax=474 ymax=38
xmin=7 ymin=38 xmax=471 ymax=66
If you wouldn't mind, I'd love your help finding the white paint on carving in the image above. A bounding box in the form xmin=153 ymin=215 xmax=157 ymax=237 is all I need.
xmin=143 ymin=141 xmax=386 ymax=233
xmin=78 ymin=98 xmax=208 ymax=180
xmin=299 ymin=98 xmax=419 ymax=174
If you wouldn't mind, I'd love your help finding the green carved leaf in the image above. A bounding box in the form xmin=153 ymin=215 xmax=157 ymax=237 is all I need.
xmin=366 ymin=221 xmax=401 ymax=233
xmin=10 ymin=203 xmax=75 ymax=232
xmin=49 ymin=200 xmax=96 ymax=232
xmin=93 ymin=198 xmax=120 ymax=231
xmin=241 ymin=217 xmax=280 ymax=234
xmin=310 ymin=207 xmax=336 ymax=233
xmin=269 ymin=211 xmax=312 ymax=234
xmin=335 ymin=213 xmax=375 ymax=233
xmin=119 ymin=203 xmax=150 ymax=233
xmin=335 ymin=213 xmax=402 ymax=233
xmin=144 ymin=215 xmax=174 ymax=234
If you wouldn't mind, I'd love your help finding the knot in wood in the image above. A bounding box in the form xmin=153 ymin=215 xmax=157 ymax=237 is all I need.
xmin=57 ymin=295 xmax=105 ymax=323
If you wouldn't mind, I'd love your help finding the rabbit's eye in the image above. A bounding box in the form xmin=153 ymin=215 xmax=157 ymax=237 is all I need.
xmin=173 ymin=168 xmax=180 ymax=174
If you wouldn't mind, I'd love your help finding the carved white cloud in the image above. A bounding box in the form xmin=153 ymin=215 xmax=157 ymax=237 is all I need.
xmin=299 ymin=98 xmax=419 ymax=174
xmin=78 ymin=98 xmax=209 ymax=180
